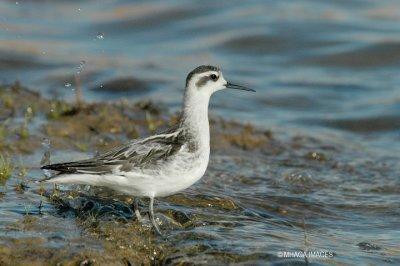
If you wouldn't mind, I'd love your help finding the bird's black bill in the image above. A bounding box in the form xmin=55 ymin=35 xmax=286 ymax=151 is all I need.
xmin=225 ymin=82 xmax=255 ymax=92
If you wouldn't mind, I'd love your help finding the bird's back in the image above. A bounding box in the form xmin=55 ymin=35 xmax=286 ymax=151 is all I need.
xmin=42 ymin=126 xmax=188 ymax=174
xmin=41 ymin=125 xmax=209 ymax=196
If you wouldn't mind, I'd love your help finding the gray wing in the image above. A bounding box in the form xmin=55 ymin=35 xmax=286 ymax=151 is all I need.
xmin=41 ymin=128 xmax=186 ymax=175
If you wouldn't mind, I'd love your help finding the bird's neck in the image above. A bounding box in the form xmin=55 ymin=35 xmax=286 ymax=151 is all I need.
xmin=180 ymin=91 xmax=210 ymax=146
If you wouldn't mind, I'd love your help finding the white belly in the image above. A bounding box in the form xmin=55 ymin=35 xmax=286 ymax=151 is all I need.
xmin=125 ymin=149 xmax=210 ymax=197
xmin=48 ymin=132 xmax=210 ymax=198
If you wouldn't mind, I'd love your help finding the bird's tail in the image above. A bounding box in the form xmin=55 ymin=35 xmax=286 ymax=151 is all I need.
xmin=38 ymin=173 xmax=101 ymax=185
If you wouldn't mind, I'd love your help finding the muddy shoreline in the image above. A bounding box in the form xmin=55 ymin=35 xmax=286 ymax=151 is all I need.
xmin=0 ymin=83 xmax=399 ymax=265
xmin=0 ymin=82 xmax=273 ymax=265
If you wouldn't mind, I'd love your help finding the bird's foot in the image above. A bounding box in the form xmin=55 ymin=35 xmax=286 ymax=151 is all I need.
xmin=132 ymin=198 xmax=144 ymax=223
xmin=148 ymin=196 xmax=167 ymax=238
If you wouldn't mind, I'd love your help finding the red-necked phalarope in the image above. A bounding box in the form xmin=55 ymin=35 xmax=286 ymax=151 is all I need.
xmin=41 ymin=65 xmax=255 ymax=235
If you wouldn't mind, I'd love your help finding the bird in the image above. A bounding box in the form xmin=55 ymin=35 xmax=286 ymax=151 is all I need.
xmin=41 ymin=65 xmax=255 ymax=235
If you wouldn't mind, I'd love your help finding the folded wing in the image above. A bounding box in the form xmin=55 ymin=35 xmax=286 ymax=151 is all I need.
xmin=41 ymin=129 xmax=186 ymax=176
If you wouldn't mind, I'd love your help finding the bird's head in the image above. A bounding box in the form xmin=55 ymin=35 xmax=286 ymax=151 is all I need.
xmin=184 ymin=65 xmax=255 ymax=98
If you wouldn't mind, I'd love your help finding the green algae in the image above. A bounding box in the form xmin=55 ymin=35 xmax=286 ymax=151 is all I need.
xmin=167 ymin=193 xmax=238 ymax=211
xmin=47 ymin=101 xmax=78 ymax=120
xmin=221 ymin=124 xmax=269 ymax=150
xmin=305 ymin=151 xmax=327 ymax=161
xmin=0 ymin=84 xmax=265 ymax=157
xmin=0 ymin=82 xmax=363 ymax=265
xmin=0 ymin=154 xmax=13 ymax=183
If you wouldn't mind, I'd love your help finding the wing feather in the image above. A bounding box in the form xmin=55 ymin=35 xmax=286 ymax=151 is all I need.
xmin=41 ymin=128 xmax=187 ymax=175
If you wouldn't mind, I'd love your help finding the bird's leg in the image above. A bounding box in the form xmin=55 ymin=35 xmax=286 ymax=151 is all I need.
xmin=148 ymin=196 xmax=162 ymax=236
xmin=134 ymin=198 xmax=143 ymax=222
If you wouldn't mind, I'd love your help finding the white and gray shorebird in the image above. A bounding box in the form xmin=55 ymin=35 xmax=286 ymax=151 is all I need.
xmin=41 ymin=65 xmax=254 ymax=234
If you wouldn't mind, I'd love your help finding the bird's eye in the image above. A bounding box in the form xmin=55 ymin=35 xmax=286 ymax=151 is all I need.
xmin=210 ymin=74 xmax=218 ymax=81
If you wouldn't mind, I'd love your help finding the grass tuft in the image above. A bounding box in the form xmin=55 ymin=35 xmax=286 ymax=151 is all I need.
xmin=0 ymin=154 xmax=13 ymax=182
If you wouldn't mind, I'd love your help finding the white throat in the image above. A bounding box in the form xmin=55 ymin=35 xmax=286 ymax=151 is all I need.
xmin=181 ymin=85 xmax=211 ymax=147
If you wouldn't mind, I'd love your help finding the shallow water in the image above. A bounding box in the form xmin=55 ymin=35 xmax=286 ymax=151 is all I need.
xmin=0 ymin=0 xmax=400 ymax=265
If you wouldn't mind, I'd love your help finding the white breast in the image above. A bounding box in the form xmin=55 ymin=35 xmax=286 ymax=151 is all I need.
xmin=116 ymin=142 xmax=209 ymax=197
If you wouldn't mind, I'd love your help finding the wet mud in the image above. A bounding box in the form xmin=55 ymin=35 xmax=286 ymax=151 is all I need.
xmin=0 ymin=83 xmax=399 ymax=265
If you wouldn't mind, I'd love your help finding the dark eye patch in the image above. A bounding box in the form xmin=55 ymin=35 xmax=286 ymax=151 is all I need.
xmin=195 ymin=73 xmax=219 ymax=88
xmin=196 ymin=76 xmax=210 ymax=87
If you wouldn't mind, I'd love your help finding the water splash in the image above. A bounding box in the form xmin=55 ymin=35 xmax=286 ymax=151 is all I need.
xmin=76 ymin=60 xmax=86 ymax=74
xmin=40 ymin=138 xmax=52 ymax=178
xmin=96 ymin=32 xmax=104 ymax=40
xmin=65 ymin=82 xmax=75 ymax=92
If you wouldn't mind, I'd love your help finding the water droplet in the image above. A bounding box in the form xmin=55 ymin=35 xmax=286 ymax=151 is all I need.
xmin=15 ymin=1 xmax=19 ymax=5
xmin=76 ymin=60 xmax=86 ymax=74
xmin=96 ymin=32 xmax=104 ymax=40
xmin=40 ymin=138 xmax=52 ymax=178
xmin=65 ymin=82 xmax=71 ymax=88
xmin=42 ymin=168 xmax=51 ymax=178
xmin=41 ymin=138 xmax=51 ymax=149
xmin=26 ymin=106 xmax=33 ymax=116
